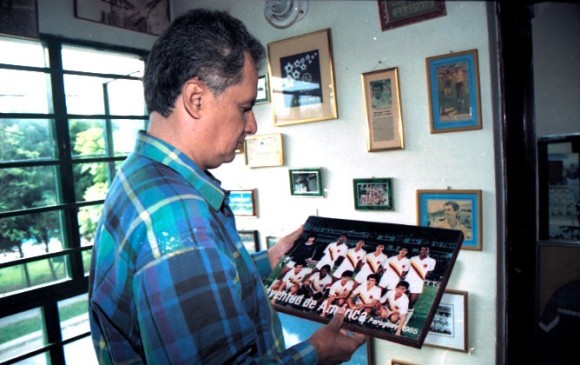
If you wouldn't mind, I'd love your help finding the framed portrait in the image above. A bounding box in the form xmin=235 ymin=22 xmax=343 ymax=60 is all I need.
xmin=238 ymin=230 xmax=259 ymax=254
xmin=362 ymin=67 xmax=405 ymax=151
xmin=278 ymin=312 xmax=373 ymax=365
xmin=74 ymin=0 xmax=170 ymax=36
xmin=353 ymin=178 xmax=394 ymax=211
xmin=426 ymin=49 xmax=482 ymax=133
xmin=267 ymin=28 xmax=338 ymax=126
xmin=245 ymin=133 xmax=284 ymax=168
xmin=424 ymin=289 xmax=468 ymax=352
xmin=229 ymin=189 xmax=257 ymax=217
xmin=265 ymin=215 xmax=464 ymax=348
xmin=266 ymin=236 xmax=279 ymax=249
xmin=378 ymin=0 xmax=446 ymax=31
xmin=0 ymin=0 xmax=39 ymax=39
xmin=289 ymin=168 xmax=323 ymax=196
xmin=416 ymin=190 xmax=482 ymax=251
xmin=256 ymin=73 xmax=270 ymax=104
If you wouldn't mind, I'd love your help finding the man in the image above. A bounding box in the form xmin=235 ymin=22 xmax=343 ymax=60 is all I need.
xmin=374 ymin=280 xmax=410 ymax=336
xmin=354 ymin=243 xmax=388 ymax=287
xmin=314 ymin=234 xmax=349 ymax=272
xmin=88 ymin=9 xmax=365 ymax=364
xmin=405 ymin=246 xmax=437 ymax=324
xmin=378 ymin=246 xmax=410 ymax=292
xmin=435 ymin=200 xmax=470 ymax=240
xmin=320 ymin=270 xmax=355 ymax=318
xmin=332 ymin=239 xmax=367 ymax=282
xmin=270 ymin=260 xmax=312 ymax=295
xmin=347 ymin=274 xmax=382 ymax=318
xmin=299 ymin=264 xmax=333 ymax=304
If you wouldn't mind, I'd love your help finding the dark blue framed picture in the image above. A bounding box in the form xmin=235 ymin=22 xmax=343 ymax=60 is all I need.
xmin=417 ymin=189 xmax=482 ymax=251
xmin=426 ymin=49 xmax=482 ymax=133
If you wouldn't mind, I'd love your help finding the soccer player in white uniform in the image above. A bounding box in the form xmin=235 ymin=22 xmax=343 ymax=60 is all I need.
xmin=354 ymin=244 xmax=388 ymax=286
xmin=347 ymin=274 xmax=382 ymax=317
xmin=375 ymin=280 xmax=410 ymax=336
xmin=333 ymin=239 xmax=367 ymax=281
xmin=315 ymin=234 xmax=348 ymax=271
xmin=378 ymin=246 xmax=410 ymax=291
xmin=319 ymin=270 xmax=354 ymax=317
xmin=405 ymin=246 xmax=436 ymax=323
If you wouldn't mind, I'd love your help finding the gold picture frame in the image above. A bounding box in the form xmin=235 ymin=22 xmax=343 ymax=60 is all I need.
xmin=267 ymin=28 xmax=338 ymax=126
xmin=362 ymin=67 xmax=405 ymax=151
xmin=244 ymin=133 xmax=284 ymax=168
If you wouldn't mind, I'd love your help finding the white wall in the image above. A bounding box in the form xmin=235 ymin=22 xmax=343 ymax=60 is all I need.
xmin=173 ymin=1 xmax=498 ymax=364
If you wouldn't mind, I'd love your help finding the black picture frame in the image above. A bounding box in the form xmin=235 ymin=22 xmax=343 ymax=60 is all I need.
xmin=0 ymin=0 xmax=39 ymax=39
xmin=377 ymin=0 xmax=446 ymax=31
xmin=238 ymin=230 xmax=259 ymax=254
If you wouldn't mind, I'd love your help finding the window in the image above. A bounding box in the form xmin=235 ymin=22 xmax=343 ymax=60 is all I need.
xmin=0 ymin=35 xmax=147 ymax=364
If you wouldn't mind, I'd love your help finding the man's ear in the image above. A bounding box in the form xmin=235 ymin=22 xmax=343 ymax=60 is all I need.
xmin=181 ymin=79 xmax=204 ymax=119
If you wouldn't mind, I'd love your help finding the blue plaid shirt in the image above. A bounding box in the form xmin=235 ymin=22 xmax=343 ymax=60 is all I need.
xmin=89 ymin=131 xmax=317 ymax=364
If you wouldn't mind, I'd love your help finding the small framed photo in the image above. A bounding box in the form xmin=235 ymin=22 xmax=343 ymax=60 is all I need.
xmin=424 ymin=289 xmax=468 ymax=352
xmin=0 ymin=0 xmax=39 ymax=38
xmin=256 ymin=74 xmax=270 ymax=104
xmin=353 ymin=178 xmax=394 ymax=210
xmin=266 ymin=236 xmax=278 ymax=249
xmin=245 ymin=133 xmax=284 ymax=168
xmin=378 ymin=0 xmax=446 ymax=31
xmin=229 ymin=189 xmax=257 ymax=217
xmin=238 ymin=230 xmax=259 ymax=254
xmin=362 ymin=67 xmax=405 ymax=151
xmin=267 ymin=28 xmax=338 ymax=126
xmin=417 ymin=189 xmax=482 ymax=251
xmin=289 ymin=168 xmax=323 ymax=196
xmin=426 ymin=49 xmax=482 ymax=133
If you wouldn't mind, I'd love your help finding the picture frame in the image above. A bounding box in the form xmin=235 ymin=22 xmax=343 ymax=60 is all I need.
xmin=265 ymin=215 xmax=464 ymax=348
xmin=229 ymin=189 xmax=257 ymax=217
xmin=391 ymin=360 xmax=419 ymax=365
xmin=362 ymin=67 xmax=405 ymax=151
xmin=0 ymin=0 xmax=39 ymax=39
xmin=416 ymin=190 xmax=482 ymax=251
xmin=266 ymin=236 xmax=279 ymax=249
xmin=267 ymin=28 xmax=338 ymax=126
xmin=426 ymin=49 xmax=482 ymax=133
xmin=424 ymin=289 xmax=468 ymax=352
xmin=256 ymin=74 xmax=270 ymax=104
xmin=238 ymin=230 xmax=259 ymax=254
xmin=378 ymin=0 xmax=446 ymax=31
xmin=353 ymin=178 xmax=394 ymax=211
xmin=289 ymin=168 xmax=323 ymax=196
xmin=278 ymin=312 xmax=373 ymax=365
xmin=74 ymin=0 xmax=170 ymax=36
xmin=245 ymin=133 xmax=284 ymax=168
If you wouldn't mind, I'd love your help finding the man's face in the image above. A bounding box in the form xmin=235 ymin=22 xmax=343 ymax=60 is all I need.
xmin=443 ymin=204 xmax=457 ymax=219
xmin=200 ymin=53 xmax=258 ymax=169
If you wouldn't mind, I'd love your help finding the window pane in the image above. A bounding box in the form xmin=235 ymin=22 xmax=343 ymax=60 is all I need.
xmin=73 ymin=162 xmax=110 ymax=202
xmin=0 ymin=119 xmax=57 ymax=162
xmin=0 ymin=69 xmax=51 ymax=113
xmin=0 ymin=36 xmax=47 ymax=67
xmin=108 ymin=78 xmax=146 ymax=116
xmin=0 ymin=166 xmax=60 ymax=211
xmin=78 ymin=204 xmax=102 ymax=246
xmin=62 ymin=45 xmax=144 ymax=77
xmin=112 ymin=119 xmax=144 ymax=156
xmin=64 ymin=75 xmax=107 ymax=115
xmin=59 ymin=294 xmax=90 ymax=340
xmin=0 ymin=255 xmax=69 ymax=295
xmin=69 ymin=119 xmax=106 ymax=158
xmin=0 ymin=308 xmax=47 ymax=363
xmin=64 ymin=336 xmax=98 ymax=365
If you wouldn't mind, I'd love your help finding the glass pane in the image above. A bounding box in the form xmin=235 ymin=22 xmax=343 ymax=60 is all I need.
xmin=73 ymin=162 xmax=110 ymax=202
xmin=0 ymin=36 xmax=47 ymax=67
xmin=0 ymin=255 xmax=69 ymax=295
xmin=59 ymin=294 xmax=90 ymax=341
xmin=62 ymin=45 xmax=144 ymax=77
xmin=69 ymin=119 xmax=106 ymax=158
xmin=107 ymin=78 xmax=146 ymax=116
xmin=78 ymin=204 xmax=102 ymax=246
xmin=0 ymin=119 xmax=57 ymax=162
xmin=82 ymin=250 xmax=92 ymax=276
xmin=64 ymin=336 xmax=98 ymax=365
xmin=13 ymin=353 xmax=50 ymax=365
xmin=112 ymin=119 xmax=144 ymax=155
xmin=0 ymin=166 xmax=60 ymax=211
xmin=64 ymin=75 xmax=107 ymax=115
xmin=0 ymin=69 xmax=51 ymax=113
xmin=0 ymin=308 xmax=47 ymax=363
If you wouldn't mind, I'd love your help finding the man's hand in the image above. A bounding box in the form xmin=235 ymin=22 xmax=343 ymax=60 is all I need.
xmin=268 ymin=225 xmax=303 ymax=269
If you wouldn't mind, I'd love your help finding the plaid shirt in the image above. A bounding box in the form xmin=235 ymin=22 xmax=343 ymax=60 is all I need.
xmin=89 ymin=131 xmax=316 ymax=364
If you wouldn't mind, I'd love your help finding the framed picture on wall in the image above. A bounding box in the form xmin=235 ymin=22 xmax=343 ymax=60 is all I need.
xmin=0 ymin=0 xmax=39 ymax=38
xmin=416 ymin=190 xmax=482 ymax=251
xmin=256 ymin=73 xmax=270 ymax=104
xmin=267 ymin=28 xmax=338 ymax=126
xmin=229 ymin=189 xmax=257 ymax=217
xmin=245 ymin=133 xmax=284 ymax=168
xmin=424 ymin=289 xmax=468 ymax=352
xmin=265 ymin=215 xmax=464 ymax=348
xmin=266 ymin=236 xmax=278 ymax=249
xmin=391 ymin=360 xmax=420 ymax=365
xmin=289 ymin=168 xmax=323 ymax=196
xmin=426 ymin=49 xmax=482 ymax=133
xmin=377 ymin=0 xmax=446 ymax=31
xmin=361 ymin=67 xmax=405 ymax=151
xmin=238 ymin=230 xmax=259 ymax=253
xmin=353 ymin=178 xmax=394 ymax=210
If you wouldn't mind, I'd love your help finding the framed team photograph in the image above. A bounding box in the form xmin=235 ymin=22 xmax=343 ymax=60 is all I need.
xmin=264 ymin=215 xmax=464 ymax=348
xmin=417 ymin=190 xmax=482 ymax=251
xmin=424 ymin=289 xmax=468 ymax=352
xmin=362 ymin=67 xmax=405 ymax=151
xmin=229 ymin=189 xmax=257 ymax=217
xmin=238 ymin=230 xmax=259 ymax=254
xmin=267 ymin=28 xmax=338 ymax=126
xmin=377 ymin=0 xmax=446 ymax=31
xmin=245 ymin=133 xmax=284 ymax=168
xmin=256 ymin=73 xmax=270 ymax=104
xmin=289 ymin=168 xmax=323 ymax=196
xmin=279 ymin=312 xmax=373 ymax=365
xmin=353 ymin=178 xmax=394 ymax=211
xmin=426 ymin=49 xmax=482 ymax=133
